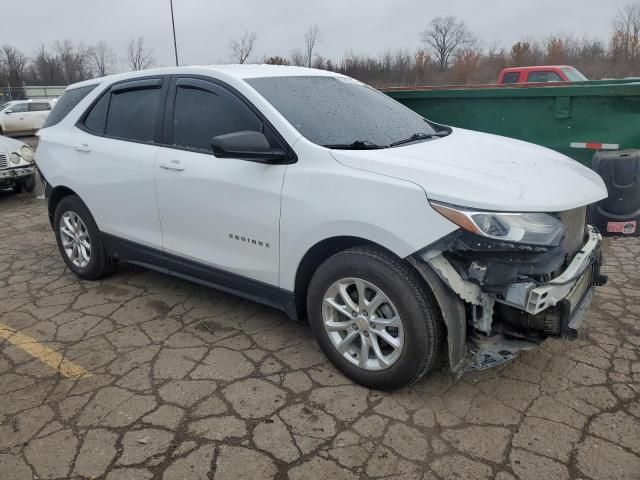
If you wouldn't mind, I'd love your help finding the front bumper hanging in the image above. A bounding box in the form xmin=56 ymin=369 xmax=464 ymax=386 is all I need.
xmin=503 ymin=226 xmax=603 ymax=316
xmin=414 ymin=225 xmax=606 ymax=373
xmin=0 ymin=165 xmax=36 ymax=182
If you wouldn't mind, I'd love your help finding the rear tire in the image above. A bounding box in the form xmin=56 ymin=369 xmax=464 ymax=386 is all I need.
xmin=54 ymin=195 xmax=114 ymax=280
xmin=307 ymin=246 xmax=443 ymax=390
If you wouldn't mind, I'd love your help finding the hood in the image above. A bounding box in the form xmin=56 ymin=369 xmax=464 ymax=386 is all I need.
xmin=0 ymin=135 xmax=32 ymax=167
xmin=0 ymin=135 xmax=28 ymax=154
xmin=330 ymin=128 xmax=608 ymax=212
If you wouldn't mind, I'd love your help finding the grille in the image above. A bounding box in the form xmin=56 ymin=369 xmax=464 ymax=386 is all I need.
xmin=559 ymin=206 xmax=587 ymax=259
xmin=0 ymin=154 xmax=6 ymax=169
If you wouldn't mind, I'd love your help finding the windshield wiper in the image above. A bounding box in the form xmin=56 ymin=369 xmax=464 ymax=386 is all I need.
xmin=389 ymin=131 xmax=449 ymax=148
xmin=323 ymin=140 xmax=387 ymax=150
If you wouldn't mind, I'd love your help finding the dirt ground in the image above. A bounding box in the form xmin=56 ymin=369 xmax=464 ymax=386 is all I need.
xmin=0 ymin=144 xmax=639 ymax=479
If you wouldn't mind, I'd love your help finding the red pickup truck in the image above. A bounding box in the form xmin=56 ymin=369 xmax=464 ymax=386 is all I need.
xmin=498 ymin=66 xmax=588 ymax=84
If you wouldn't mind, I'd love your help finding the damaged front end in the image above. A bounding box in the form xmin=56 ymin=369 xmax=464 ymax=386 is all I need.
xmin=409 ymin=204 xmax=607 ymax=373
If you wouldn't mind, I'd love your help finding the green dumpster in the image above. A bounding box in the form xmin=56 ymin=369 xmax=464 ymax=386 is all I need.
xmin=385 ymin=82 xmax=640 ymax=166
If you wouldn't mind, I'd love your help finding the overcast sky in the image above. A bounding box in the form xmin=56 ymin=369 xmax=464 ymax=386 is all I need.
xmin=3 ymin=0 xmax=631 ymax=66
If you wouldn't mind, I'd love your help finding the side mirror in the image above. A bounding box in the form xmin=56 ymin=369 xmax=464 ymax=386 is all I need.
xmin=5 ymin=109 xmax=12 ymax=114
xmin=211 ymin=131 xmax=286 ymax=163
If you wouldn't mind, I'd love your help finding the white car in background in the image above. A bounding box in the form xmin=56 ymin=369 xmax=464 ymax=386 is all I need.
xmin=0 ymin=99 xmax=56 ymax=136
xmin=0 ymin=135 xmax=36 ymax=193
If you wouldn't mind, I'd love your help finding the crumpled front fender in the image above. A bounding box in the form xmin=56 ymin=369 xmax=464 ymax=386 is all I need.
xmin=407 ymin=256 xmax=467 ymax=372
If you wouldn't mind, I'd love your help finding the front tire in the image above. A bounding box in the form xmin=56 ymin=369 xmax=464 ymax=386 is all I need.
xmin=307 ymin=246 xmax=443 ymax=390
xmin=54 ymin=195 xmax=113 ymax=280
xmin=12 ymin=182 xmax=23 ymax=194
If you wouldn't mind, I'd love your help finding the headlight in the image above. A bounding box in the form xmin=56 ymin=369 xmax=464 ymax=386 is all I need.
xmin=430 ymin=201 xmax=565 ymax=246
xmin=10 ymin=152 xmax=21 ymax=165
xmin=20 ymin=145 xmax=34 ymax=163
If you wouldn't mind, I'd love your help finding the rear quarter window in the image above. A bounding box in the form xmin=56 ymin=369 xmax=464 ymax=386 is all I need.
xmin=42 ymin=85 xmax=97 ymax=128
xmin=83 ymin=93 xmax=110 ymax=135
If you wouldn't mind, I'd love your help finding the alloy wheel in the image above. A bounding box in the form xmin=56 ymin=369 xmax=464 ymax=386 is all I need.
xmin=322 ymin=277 xmax=404 ymax=371
xmin=59 ymin=211 xmax=91 ymax=268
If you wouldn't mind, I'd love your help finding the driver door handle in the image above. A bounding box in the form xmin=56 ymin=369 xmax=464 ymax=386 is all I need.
xmin=159 ymin=160 xmax=185 ymax=171
xmin=74 ymin=143 xmax=91 ymax=153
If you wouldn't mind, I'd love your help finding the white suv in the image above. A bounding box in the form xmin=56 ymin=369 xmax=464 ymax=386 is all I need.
xmin=0 ymin=99 xmax=56 ymax=136
xmin=36 ymin=66 xmax=608 ymax=390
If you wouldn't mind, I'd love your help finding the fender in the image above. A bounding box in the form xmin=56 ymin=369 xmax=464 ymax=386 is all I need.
xmin=407 ymin=256 xmax=467 ymax=372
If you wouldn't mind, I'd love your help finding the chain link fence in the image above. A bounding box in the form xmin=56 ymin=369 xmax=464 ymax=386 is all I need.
xmin=1 ymin=85 xmax=66 ymax=102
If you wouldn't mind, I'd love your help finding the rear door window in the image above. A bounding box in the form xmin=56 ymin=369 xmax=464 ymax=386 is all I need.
xmin=105 ymin=82 xmax=164 ymax=142
xmin=28 ymin=102 xmax=52 ymax=112
xmin=43 ymin=85 xmax=97 ymax=128
xmin=501 ymin=72 xmax=520 ymax=84
xmin=83 ymin=93 xmax=110 ymax=135
xmin=81 ymin=78 xmax=164 ymax=142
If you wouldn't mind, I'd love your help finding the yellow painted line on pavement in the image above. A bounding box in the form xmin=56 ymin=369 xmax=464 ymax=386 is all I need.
xmin=0 ymin=322 xmax=91 ymax=378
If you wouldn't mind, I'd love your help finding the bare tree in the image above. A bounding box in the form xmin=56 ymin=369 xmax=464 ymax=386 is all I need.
xmin=0 ymin=5 xmax=636 ymax=91
xmin=289 ymin=48 xmax=306 ymax=66
xmin=54 ymin=40 xmax=90 ymax=84
xmin=126 ymin=37 xmax=155 ymax=71
xmin=510 ymin=40 xmax=542 ymax=66
xmin=88 ymin=41 xmax=117 ymax=77
xmin=30 ymin=44 xmax=64 ymax=85
xmin=263 ymin=55 xmax=290 ymax=65
xmin=303 ymin=23 xmax=322 ymax=67
xmin=611 ymin=4 xmax=640 ymax=66
xmin=544 ymin=36 xmax=571 ymax=64
xmin=421 ymin=16 xmax=473 ymax=71
xmin=452 ymin=46 xmax=482 ymax=84
xmin=0 ymin=45 xmax=27 ymax=86
xmin=414 ymin=49 xmax=430 ymax=85
xmin=228 ymin=31 xmax=257 ymax=64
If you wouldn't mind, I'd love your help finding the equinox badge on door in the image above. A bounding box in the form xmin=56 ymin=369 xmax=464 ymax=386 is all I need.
xmin=229 ymin=233 xmax=271 ymax=248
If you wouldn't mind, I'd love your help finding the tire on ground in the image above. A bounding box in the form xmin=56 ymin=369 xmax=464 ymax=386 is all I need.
xmin=53 ymin=195 xmax=114 ymax=280
xmin=307 ymin=245 xmax=443 ymax=390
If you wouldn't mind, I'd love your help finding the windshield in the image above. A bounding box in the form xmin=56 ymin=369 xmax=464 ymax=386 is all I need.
xmin=247 ymin=76 xmax=437 ymax=147
xmin=0 ymin=103 xmax=11 ymax=112
xmin=561 ymin=67 xmax=588 ymax=81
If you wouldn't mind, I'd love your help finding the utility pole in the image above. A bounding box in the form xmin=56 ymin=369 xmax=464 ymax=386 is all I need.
xmin=169 ymin=0 xmax=179 ymax=66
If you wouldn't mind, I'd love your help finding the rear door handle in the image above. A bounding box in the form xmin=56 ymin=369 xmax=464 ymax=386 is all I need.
xmin=159 ymin=160 xmax=185 ymax=171
xmin=74 ymin=143 xmax=91 ymax=153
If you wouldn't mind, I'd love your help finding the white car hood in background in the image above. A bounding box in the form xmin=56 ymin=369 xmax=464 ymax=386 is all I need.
xmin=0 ymin=134 xmax=28 ymax=154
xmin=331 ymin=128 xmax=608 ymax=212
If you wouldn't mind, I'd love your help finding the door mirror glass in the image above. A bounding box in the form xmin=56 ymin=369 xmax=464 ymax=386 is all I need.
xmin=211 ymin=131 xmax=285 ymax=162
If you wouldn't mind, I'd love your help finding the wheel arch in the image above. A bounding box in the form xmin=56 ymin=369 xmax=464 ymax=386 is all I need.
xmin=293 ymin=235 xmax=425 ymax=321
xmin=47 ymin=185 xmax=80 ymax=227
xmin=292 ymin=235 xmax=466 ymax=372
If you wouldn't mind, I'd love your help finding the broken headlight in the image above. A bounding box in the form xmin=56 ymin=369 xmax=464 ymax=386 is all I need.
xmin=430 ymin=201 xmax=565 ymax=246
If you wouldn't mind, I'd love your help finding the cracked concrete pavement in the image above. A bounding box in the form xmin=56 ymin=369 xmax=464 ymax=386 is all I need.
xmin=1 ymin=170 xmax=639 ymax=479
